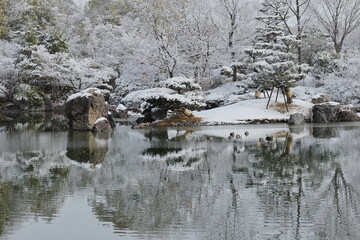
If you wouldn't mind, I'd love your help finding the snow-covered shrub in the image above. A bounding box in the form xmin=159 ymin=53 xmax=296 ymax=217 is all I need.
xmin=311 ymin=51 xmax=341 ymax=78
xmin=12 ymin=83 xmax=45 ymax=109
xmin=161 ymin=77 xmax=201 ymax=93
xmin=0 ymin=41 xmax=21 ymax=101
xmin=121 ymin=76 xmax=205 ymax=112
xmin=300 ymin=50 xmax=360 ymax=104
xmin=0 ymin=59 xmax=20 ymax=101
xmin=122 ymin=87 xmax=205 ymax=111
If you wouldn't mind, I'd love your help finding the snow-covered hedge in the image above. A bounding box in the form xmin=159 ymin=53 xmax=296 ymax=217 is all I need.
xmin=122 ymin=87 xmax=205 ymax=110
xmin=161 ymin=77 xmax=201 ymax=93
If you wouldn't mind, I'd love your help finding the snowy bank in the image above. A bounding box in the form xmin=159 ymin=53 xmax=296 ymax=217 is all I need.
xmin=194 ymin=99 xmax=313 ymax=125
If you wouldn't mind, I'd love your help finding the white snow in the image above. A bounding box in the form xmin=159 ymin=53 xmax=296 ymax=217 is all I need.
xmin=162 ymin=76 xmax=201 ymax=91
xmin=321 ymin=102 xmax=340 ymax=106
xmin=94 ymin=117 xmax=108 ymax=124
xmin=116 ymin=103 xmax=127 ymax=112
xmin=66 ymin=88 xmax=102 ymax=102
xmin=195 ymin=98 xmax=313 ymax=125
xmin=66 ymin=91 xmax=92 ymax=102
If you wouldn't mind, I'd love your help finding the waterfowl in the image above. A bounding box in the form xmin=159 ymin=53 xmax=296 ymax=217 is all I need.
xmin=235 ymin=134 xmax=242 ymax=140
xmin=244 ymin=131 xmax=249 ymax=137
xmin=259 ymin=137 xmax=264 ymax=143
xmin=265 ymin=135 xmax=273 ymax=142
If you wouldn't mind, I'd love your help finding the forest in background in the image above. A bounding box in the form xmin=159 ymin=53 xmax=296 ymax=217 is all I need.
xmin=1 ymin=0 xmax=360 ymax=106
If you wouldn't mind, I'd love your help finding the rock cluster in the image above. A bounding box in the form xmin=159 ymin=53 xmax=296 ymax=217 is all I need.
xmin=312 ymin=102 xmax=360 ymax=123
xmin=289 ymin=101 xmax=360 ymax=125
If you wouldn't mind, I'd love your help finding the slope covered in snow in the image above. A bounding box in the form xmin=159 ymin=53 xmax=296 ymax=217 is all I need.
xmin=195 ymin=99 xmax=313 ymax=125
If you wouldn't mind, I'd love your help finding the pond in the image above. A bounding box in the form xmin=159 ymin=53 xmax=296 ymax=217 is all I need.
xmin=0 ymin=121 xmax=360 ymax=240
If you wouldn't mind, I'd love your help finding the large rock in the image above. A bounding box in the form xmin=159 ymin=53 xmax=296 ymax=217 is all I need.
xmin=65 ymin=88 xmax=109 ymax=130
xmin=337 ymin=111 xmax=360 ymax=122
xmin=288 ymin=113 xmax=306 ymax=125
xmin=312 ymin=102 xmax=340 ymax=123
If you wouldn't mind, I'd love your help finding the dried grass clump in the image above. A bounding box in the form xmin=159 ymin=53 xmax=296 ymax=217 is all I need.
xmin=269 ymin=102 xmax=307 ymax=113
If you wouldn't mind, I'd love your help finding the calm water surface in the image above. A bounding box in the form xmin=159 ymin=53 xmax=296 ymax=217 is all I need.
xmin=1 ymin=122 xmax=360 ymax=240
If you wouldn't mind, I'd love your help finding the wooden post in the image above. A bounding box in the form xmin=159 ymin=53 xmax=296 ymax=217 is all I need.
xmin=266 ymin=86 xmax=274 ymax=109
xmin=282 ymin=86 xmax=289 ymax=112
xmin=232 ymin=66 xmax=237 ymax=82
xmin=265 ymin=89 xmax=270 ymax=98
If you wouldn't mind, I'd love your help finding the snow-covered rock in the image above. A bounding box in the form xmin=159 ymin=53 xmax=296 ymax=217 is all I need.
xmin=66 ymin=88 xmax=102 ymax=102
xmin=337 ymin=110 xmax=360 ymax=122
xmin=311 ymin=93 xmax=332 ymax=104
xmin=114 ymin=103 xmax=128 ymax=118
xmin=312 ymin=102 xmax=340 ymax=123
xmin=65 ymin=88 xmax=109 ymax=130
xmin=288 ymin=113 xmax=306 ymax=125
xmin=92 ymin=117 xmax=112 ymax=132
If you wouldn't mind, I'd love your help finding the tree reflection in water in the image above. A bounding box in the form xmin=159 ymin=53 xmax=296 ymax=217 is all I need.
xmin=1 ymin=124 xmax=360 ymax=239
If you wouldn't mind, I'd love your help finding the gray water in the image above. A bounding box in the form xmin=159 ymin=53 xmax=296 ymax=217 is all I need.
xmin=0 ymin=122 xmax=360 ymax=240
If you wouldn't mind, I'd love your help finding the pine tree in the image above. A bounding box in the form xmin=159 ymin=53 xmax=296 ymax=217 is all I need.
xmin=245 ymin=0 xmax=310 ymax=90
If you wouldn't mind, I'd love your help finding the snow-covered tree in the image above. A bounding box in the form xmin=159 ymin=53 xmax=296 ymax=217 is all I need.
xmin=283 ymin=0 xmax=311 ymax=63
xmin=135 ymin=0 xmax=189 ymax=79
xmin=209 ymin=0 xmax=259 ymax=64
xmin=314 ymin=0 xmax=360 ymax=54
xmin=0 ymin=41 xmax=21 ymax=100
xmin=245 ymin=0 xmax=310 ymax=89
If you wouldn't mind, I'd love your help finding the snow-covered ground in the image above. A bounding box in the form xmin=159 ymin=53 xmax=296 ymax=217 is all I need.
xmin=195 ymin=98 xmax=313 ymax=125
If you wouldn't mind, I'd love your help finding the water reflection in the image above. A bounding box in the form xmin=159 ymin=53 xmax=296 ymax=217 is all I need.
xmin=0 ymin=112 xmax=69 ymax=132
xmin=0 ymin=123 xmax=360 ymax=239
xmin=66 ymin=131 xmax=111 ymax=167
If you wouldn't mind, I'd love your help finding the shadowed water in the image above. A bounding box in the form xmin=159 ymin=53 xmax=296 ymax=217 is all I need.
xmin=1 ymin=122 xmax=360 ymax=240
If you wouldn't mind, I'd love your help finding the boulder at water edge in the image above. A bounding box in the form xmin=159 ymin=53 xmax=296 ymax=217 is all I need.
xmin=288 ymin=113 xmax=306 ymax=125
xmin=337 ymin=110 xmax=360 ymax=122
xmin=65 ymin=88 xmax=109 ymax=130
xmin=312 ymin=102 xmax=340 ymax=123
